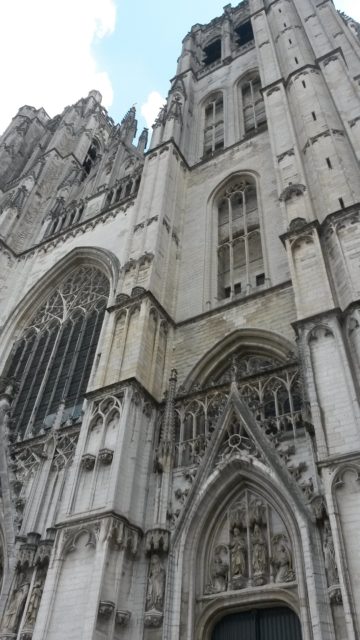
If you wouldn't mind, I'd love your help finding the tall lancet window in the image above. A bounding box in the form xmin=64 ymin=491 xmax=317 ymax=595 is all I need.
xmin=241 ymin=73 xmax=266 ymax=134
xmin=217 ymin=177 xmax=264 ymax=300
xmin=5 ymin=265 xmax=109 ymax=436
xmin=203 ymin=93 xmax=224 ymax=156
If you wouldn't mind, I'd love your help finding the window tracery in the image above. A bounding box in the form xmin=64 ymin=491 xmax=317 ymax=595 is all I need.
xmin=240 ymin=73 xmax=266 ymax=135
xmin=174 ymin=352 xmax=303 ymax=469
xmin=203 ymin=93 xmax=224 ymax=156
xmin=6 ymin=266 xmax=109 ymax=436
xmin=217 ymin=177 xmax=264 ymax=300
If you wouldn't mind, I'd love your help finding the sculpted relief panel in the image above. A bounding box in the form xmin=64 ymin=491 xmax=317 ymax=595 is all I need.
xmin=205 ymin=489 xmax=295 ymax=595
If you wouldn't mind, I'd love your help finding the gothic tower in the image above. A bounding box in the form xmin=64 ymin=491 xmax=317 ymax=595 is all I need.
xmin=0 ymin=1 xmax=360 ymax=639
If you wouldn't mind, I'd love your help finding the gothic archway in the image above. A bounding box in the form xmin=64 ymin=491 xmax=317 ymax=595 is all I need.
xmin=212 ymin=606 xmax=302 ymax=640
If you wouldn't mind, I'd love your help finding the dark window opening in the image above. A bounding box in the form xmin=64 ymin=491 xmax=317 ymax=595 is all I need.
xmin=82 ymin=139 xmax=99 ymax=179
xmin=302 ymin=80 xmax=306 ymax=88
xmin=312 ymin=111 xmax=317 ymax=121
xmin=234 ymin=282 xmax=242 ymax=295
xmin=339 ymin=197 xmax=345 ymax=209
xmin=256 ymin=273 xmax=265 ymax=286
xmin=284 ymin=22 xmax=287 ymax=27
xmin=203 ymin=39 xmax=222 ymax=66
xmin=326 ymin=157 xmax=332 ymax=169
xmin=295 ymin=56 xmax=299 ymax=64
xmin=289 ymin=38 xmax=292 ymax=44
xmin=236 ymin=20 xmax=254 ymax=46
xmin=224 ymin=286 xmax=231 ymax=299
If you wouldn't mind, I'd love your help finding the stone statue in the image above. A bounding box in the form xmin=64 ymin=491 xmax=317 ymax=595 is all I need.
xmin=205 ymin=545 xmax=229 ymax=594
xmin=2 ymin=581 xmax=29 ymax=632
xmin=251 ymin=524 xmax=267 ymax=585
xmin=25 ymin=579 xmax=44 ymax=626
xmin=323 ymin=522 xmax=339 ymax=587
xmin=230 ymin=528 xmax=247 ymax=577
xmin=146 ymin=555 xmax=166 ymax=612
xmin=272 ymin=535 xmax=296 ymax=583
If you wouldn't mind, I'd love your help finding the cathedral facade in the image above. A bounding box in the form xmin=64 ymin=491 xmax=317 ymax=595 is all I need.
xmin=0 ymin=0 xmax=360 ymax=638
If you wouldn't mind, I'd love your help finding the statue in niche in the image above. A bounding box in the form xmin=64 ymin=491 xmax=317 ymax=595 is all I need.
xmin=146 ymin=554 xmax=166 ymax=612
xmin=205 ymin=545 xmax=229 ymax=594
xmin=230 ymin=528 xmax=247 ymax=589
xmin=249 ymin=498 xmax=266 ymax=527
xmin=2 ymin=581 xmax=29 ymax=632
xmin=272 ymin=535 xmax=296 ymax=583
xmin=323 ymin=521 xmax=339 ymax=587
xmin=251 ymin=524 xmax=267 ymax=585
xmin=25 ymin=576 xmax=44 ymax=626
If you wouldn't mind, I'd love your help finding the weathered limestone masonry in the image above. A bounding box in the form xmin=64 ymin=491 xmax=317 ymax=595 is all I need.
xmin=0 ymin=0 xmax=359 ymax=638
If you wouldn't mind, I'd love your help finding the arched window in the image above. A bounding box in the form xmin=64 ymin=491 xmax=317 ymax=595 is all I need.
xmin=217 ymin=176 xmax=264 ymax=300
xmin=5 ymin=265 xmax=109 ymax=436
xmin=204 ymin=93 xmax=224 ymax=156
xmin=82 ymin=138 xmax=100 ymax=179
xmin=240 ymin=73 xmax=266 ymax=135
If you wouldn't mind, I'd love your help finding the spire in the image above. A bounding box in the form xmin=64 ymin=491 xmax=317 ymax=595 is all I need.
xmin=137 ymin=127 xmax=149 ymax=153
xmin=156 ymin=369 xmax=177 ymax=472
xmin=120 ymin=105 xmax=138 ymax=144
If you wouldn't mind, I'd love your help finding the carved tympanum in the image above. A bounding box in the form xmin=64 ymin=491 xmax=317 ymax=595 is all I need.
xmin=204 ymin=489 xmax=296 ymax=595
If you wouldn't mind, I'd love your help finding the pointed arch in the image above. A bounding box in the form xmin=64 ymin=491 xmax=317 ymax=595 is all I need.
xmin=0 ymin=248 xmax=119 ymax=437
xmin=0 ymin=246 xmax=119 ymax=353
xmin=182 ymin=328 xmax=296 ymax=391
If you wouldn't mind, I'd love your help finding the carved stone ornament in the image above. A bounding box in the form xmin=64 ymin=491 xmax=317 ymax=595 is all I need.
xmin=251 ymin=524 xmax=267 ymax=586
xmin=35 ymin=540 xmax=54 ymax=567
xmin=20 ymin=633 xmax=33 ymax=640
xmin=323 ymin=521 xmax=340 ymax=589
xmin=81 ymin=453 xmax=96 ymax=470
xmin=145 ymin=555 xmax=166 ymax=613
xmin=24 ymin=576 xmax=45 ymax=627
xmin=107 ymin=518 xmax=140 ymax=557
xmin=205 ymin=545 xmax=229 ymax=594
xmin=271 ymin=534 xmax=296 ymax=583
xmin=204 ymin=490 xmax=296 ymax=595
xmin=98 ymin=448 xmax=113 ymax=465
xmin=17 ymin=544 xmax=37 ymax=571
xmin=329 ymin=585 xmax=342 ymax=605
xmin=2 ymin=581 xmax=30 ymax=634
xmin=279 ymin=183 xmax=307 ymax=202
xmin=145 ymin=529 xmax=170 ymax=554
xmin=144 ymin=610 xmax=163 ymax=628
xmin=115 ymin=609 xmax=131 ymax=626
xmin=98 ymin=600 xmax=115 ymax=619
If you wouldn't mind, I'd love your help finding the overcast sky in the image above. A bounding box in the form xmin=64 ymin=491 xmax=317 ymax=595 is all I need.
xmin=0 ymin=0 xmax=359 ymax=137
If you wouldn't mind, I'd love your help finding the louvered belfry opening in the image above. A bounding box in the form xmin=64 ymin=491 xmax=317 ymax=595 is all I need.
xmin=212 ymin=607 xmax=302 ymax=640
xmin=6 ymin=265 xmax=109 ymax=436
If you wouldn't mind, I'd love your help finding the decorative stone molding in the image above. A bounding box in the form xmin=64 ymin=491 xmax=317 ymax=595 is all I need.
xmin=329 ymin=585 xmax=342 ymax=604
xmin=81 ymin=453 xmax=96 ymax=470
xmin=98 ymin=448 xmax=113 ymax=465
xmin=115 ymin=609 xmax=131 ymax=626
xmin=144 ymin=610 xmax=163 ymax=627
xmin=108 ymin=518 xmax=141 ymax=557
xmin=145 ymin=529 xmax=170 ymax=554
xmin=279 ymin=183 xmax=306 ymax=202
xmin=98 ymin=600 xmax=115 ymax=619
xmin=61 ymin=522 xmax=100 ymax=558
xmin=310 ymin=495 xmax=327 ymax=522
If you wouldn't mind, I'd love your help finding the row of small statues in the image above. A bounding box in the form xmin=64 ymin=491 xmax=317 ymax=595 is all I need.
xmin=1 ymin=573 xmax=44 ymax=634
xmin=206 ymin=526 xmax=295 ymax=594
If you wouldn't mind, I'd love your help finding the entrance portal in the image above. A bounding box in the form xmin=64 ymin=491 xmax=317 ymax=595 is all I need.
xmin=212 ymin=606 xmax=302 ymax=640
